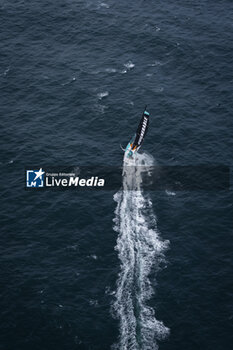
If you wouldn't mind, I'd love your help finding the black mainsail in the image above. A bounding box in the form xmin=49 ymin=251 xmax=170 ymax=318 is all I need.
xmin=132 ymin=107 xmax=150 ymax=150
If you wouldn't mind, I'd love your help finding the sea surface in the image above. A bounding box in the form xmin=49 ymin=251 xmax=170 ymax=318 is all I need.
xmin=1 ymin=0 xmax=233 ymax=349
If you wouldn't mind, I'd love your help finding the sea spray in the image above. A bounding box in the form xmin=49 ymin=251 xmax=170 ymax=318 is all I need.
xmin=112 ymin=153 xmax=170 ymax=350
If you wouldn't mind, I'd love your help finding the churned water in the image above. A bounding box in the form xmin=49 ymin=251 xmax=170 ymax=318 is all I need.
xmin=113 ymin=153 xmax=169 ymax=350
xmin=1 ymin=1 xmax=233 ymax=349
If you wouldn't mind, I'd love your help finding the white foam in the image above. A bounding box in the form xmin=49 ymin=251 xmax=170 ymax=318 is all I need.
xmin=165 ymin=190 xmax=176 ymax=196
xmin=105 ymin=68 xmax=117 ymax=73
xmin=97 ymin=91 xmax=109 ymax=99
xmin=124 ymin=60 xmax=135 ymax=70
xmin=90 ymin=254 xmax=97 ymax=260
xmin=98 ymin=2 xmax=110 ymax=9
xmin=105 ymin=286 xmax=116 ymax=296
xmin=112 ymin=152 xmax=170 ymax=349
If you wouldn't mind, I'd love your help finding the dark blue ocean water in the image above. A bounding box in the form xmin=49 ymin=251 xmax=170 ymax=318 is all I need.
xmin=1 ymin=0 xmax=233 ymax=349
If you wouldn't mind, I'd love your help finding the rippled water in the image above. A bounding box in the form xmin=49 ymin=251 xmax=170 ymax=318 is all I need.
xmin=1 ymin=1 xmax=233 ymax=349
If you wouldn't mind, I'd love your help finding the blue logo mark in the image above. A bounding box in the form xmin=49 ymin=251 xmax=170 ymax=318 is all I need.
xmin=26 ymin=168 xmax=45 ymax=188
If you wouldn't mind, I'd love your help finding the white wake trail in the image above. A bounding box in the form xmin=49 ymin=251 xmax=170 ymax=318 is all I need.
xmin=112 ymin=153 xmax=170 ymax=350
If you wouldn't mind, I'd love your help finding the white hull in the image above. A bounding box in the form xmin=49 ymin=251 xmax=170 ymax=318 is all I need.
xmin=123 ymin=142 xmax=138 ymax=166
